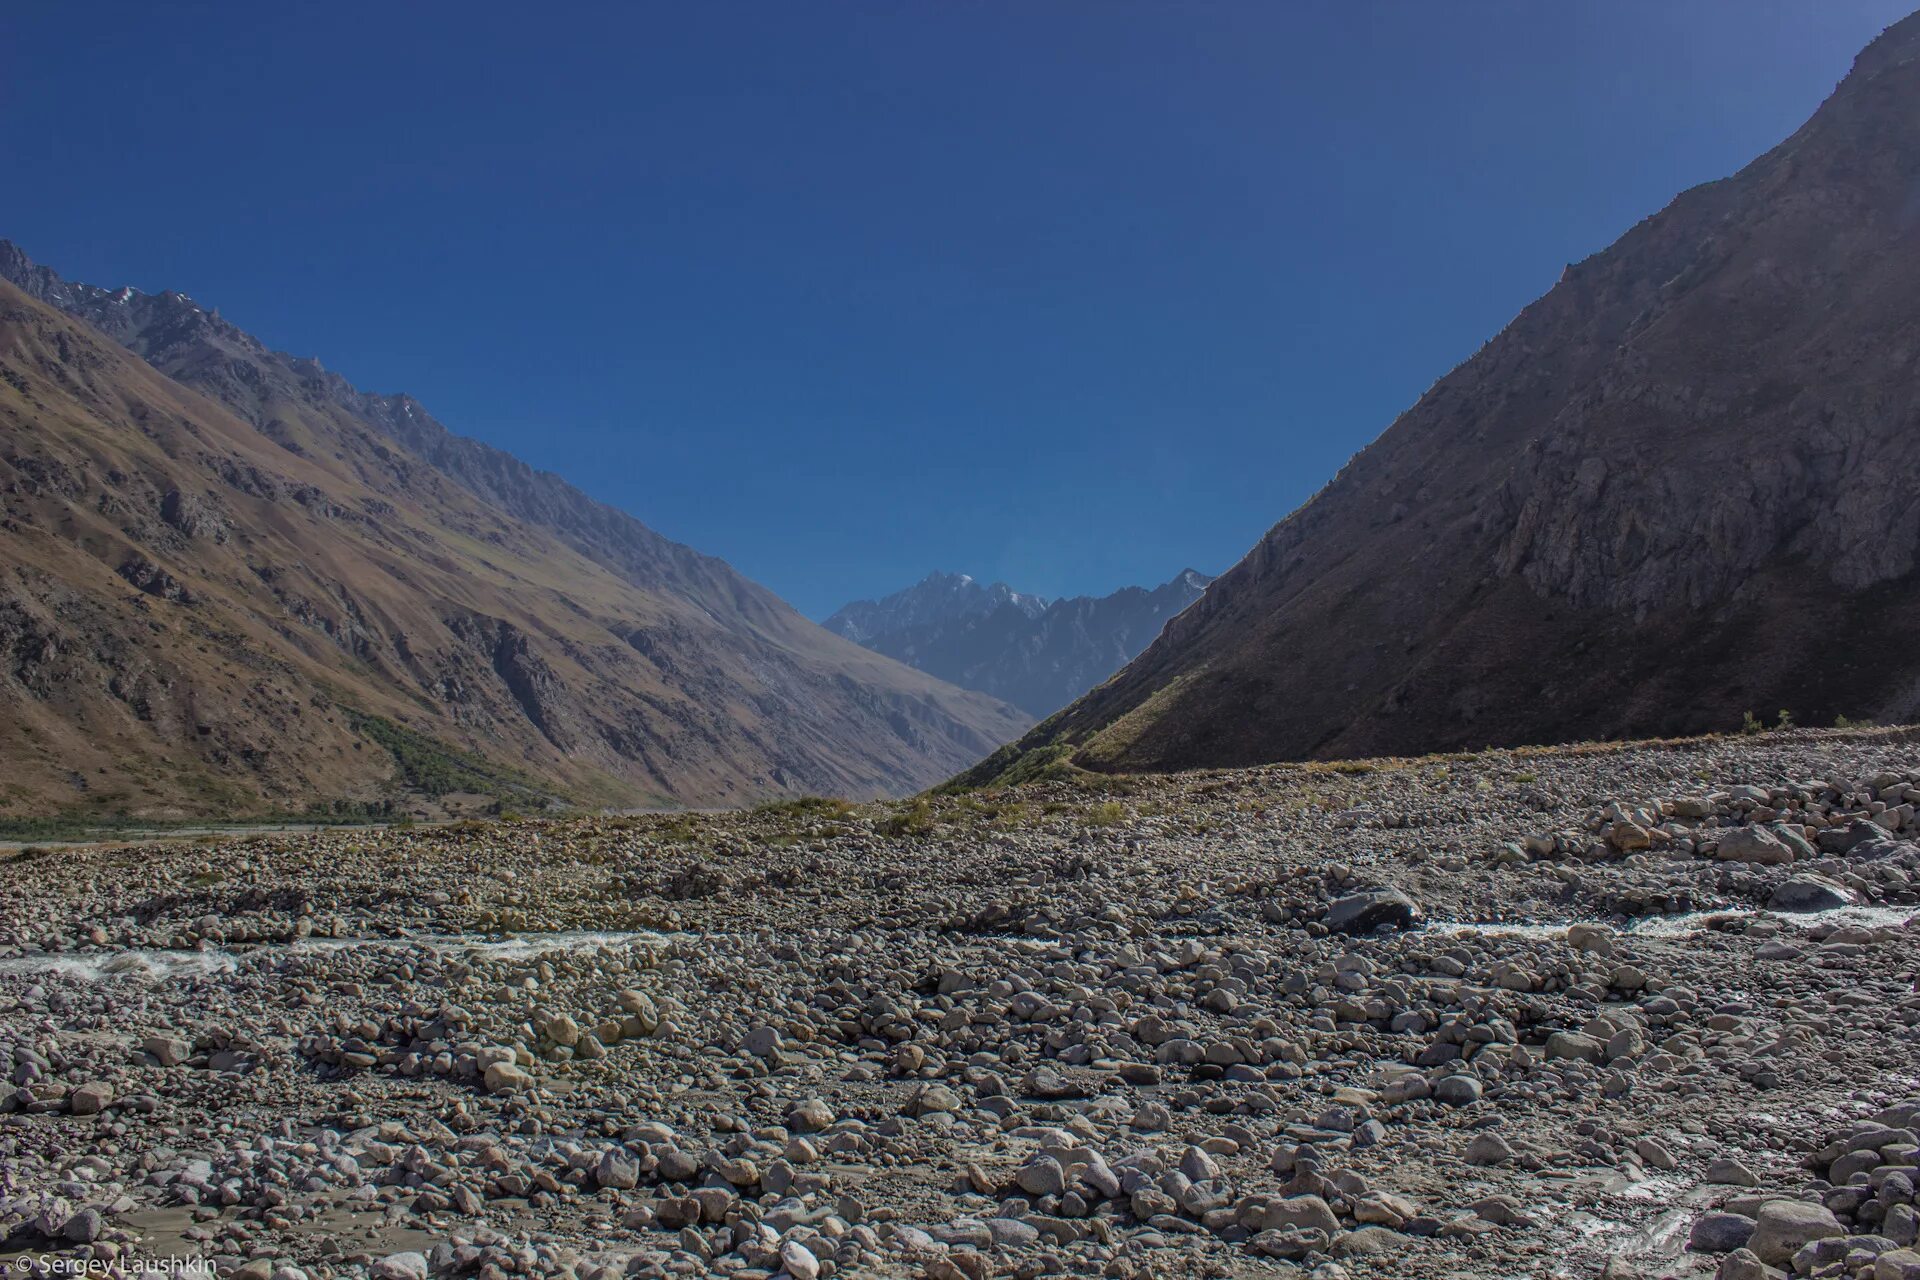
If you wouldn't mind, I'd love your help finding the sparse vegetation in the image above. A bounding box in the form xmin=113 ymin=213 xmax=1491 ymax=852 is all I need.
xmin=300 ymin=797 xmax=400 ymax=821
xmin=940 ymin=741 xmax=1081 ymax=792
xmin=987 ymin=800 xmax=1032 ymax=827
xmin=348 ymin=712 xmax=545 ymax=802
xmin=751 ymin=796 xmax=855 ymax=821
xmin=0 ymin=810 xmax=384 ymax=843
xmin=878 ymin=800 xmax=935 ymax=837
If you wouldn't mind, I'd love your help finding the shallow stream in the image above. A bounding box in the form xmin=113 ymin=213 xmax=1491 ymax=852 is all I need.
xmin=0 ymin=928 xmax=670 ymax=982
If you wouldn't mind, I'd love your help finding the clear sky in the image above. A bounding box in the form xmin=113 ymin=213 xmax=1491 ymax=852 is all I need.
xmin=4 ymin=2 xmax=1912 ymax=618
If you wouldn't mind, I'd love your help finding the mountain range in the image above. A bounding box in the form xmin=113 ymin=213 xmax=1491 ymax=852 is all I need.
xmin=13 ymin=12 xmax=1920 ymax=820
xmin=827 ymin=570 xmax=1212 ymax=717
xmin=964 ymin=11 xmax=1920 ymax=786
xmin=0 ymin=242 xmax=1030 ymax=819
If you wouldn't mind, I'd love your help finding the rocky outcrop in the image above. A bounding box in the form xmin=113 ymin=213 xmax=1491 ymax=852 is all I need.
xmin=967 ymin=11 xmax=1920 ymax=782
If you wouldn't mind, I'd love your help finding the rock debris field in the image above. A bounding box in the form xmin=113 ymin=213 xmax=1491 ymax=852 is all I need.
xmin=3 ymin=728 xmax=1920 ymax=1280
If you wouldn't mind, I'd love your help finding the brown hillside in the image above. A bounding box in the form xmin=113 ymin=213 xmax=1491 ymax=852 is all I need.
xmin=0 ymin=277 xmax=1027 ymax=819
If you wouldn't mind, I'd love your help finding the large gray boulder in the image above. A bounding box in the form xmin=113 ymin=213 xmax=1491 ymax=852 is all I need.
xmin=1715 ymin=827 xmax=1796 ymax=865
xmin=1748 ymin=1199 xmax=1843 ymax=1266
xmin=1768 ymin=874 xmax=1856 ymax=912
xmin=1817 ymin=818 xmax=1886 ymax=854
xmin=1688 ymin=1211 xmax=1756 ymax=1254
xmin=1325 ymin=886 xmax=1421 ymax=934
xmin=370 ymin=1255 xmax=429 ymax=1280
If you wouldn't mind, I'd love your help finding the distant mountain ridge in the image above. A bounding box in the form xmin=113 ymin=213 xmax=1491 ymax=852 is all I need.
xmin=0 ymin=242 xmax=784 ymax=626
xmin=826 ymin=572 xmax=1049 ymax=646
xmin=0 ymin=241 xmax=1029 ymax=817
xmin=962 ymin=10 xmax=1920 ymax=785
xmin=827 ymin=569 xmax=1211 ymax=717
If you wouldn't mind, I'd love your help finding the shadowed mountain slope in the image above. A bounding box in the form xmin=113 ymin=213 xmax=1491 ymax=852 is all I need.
xmin=963 ymin=12 xmax=1920 ymax=785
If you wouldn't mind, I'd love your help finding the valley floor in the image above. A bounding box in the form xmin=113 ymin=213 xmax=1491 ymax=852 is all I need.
xmin=2 ymin=728 xmax=1918 ymax=1279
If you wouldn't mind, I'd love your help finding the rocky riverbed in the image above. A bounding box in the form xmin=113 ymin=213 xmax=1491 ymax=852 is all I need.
xmin=3 ymin=728 xmax=1919 ymax=1280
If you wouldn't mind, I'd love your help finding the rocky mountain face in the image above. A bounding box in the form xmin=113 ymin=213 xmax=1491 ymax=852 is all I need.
xmin=827 ymin=569 xmax=1211 ymax=717
xmin=0 ymin=247 xmax=1029 ymax=818
xmin=825 ymin=572 xmax=1048 ymax=647
xmin=965 ymin=12 xmax=1920 ymax=784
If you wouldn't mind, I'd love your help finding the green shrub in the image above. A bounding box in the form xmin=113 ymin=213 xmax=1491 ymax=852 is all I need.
xmin=348 ymin=712 xmax=539 ymax=800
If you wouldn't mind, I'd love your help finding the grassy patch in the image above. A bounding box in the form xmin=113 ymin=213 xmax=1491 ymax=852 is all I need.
xmin=987 ymin=800 xmax=1033 ymax=827
xmin=879 ymin=800 xmax=936 ymax=838
xmin=941 ymin=741 xmax=1081 ymax=793
xmin=1073 ymin=669 xmax=1202 ymax=770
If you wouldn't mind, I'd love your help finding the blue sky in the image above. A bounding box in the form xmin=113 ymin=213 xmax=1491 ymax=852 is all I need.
xmin=4 ymin=2 xmax=1911 ymax=618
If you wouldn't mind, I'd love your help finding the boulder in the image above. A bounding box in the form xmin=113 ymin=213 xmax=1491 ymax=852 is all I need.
xmin=1545 ymin=1031 xmax=1604 ymax=1063
xmin=1817 ymin=819 xmax=1885 ymax=854
xmin=370 ymin=1255 xmax=429 ymax=1280
xmin=1875 ymin=1250 xmax=1920 ymax=1280
xmin=1689 ymin=1211 xmax=1756 ymax=1253
xmin=61 ymin=1208 xmax=105 ymax=1243
xmin=483 ymin=1061 xmax=534 ymax=1093
xmin=1464 ymin=1133 xmax=1515 ymax=1165
xmin=1715 ymin=1249 xmax=1783 ymax=1280
xmin=1325 ymin=886 xmax=1421 ymax=934
xmin=1256 ymin=1194 xmax=1340 ymax=1234
xmin=779 ymin=1242 xmax=821 ymax=1280
xmin=1768 ymin=874 xmax=1856 ymax=912
xmin=1566 ymin=923 xmax=1615 ymax=954
xmin=1715 ymin=827 xmax=1795 ymax=866
xmin=595 ymin=1149 xmax=639 ymax=1190
xmin=1748 ymin=1199 xmax=1843 ymax=1266
xmin=1610 ymin=820 xmax=1652 ymax=851
xmin=143 ymin=1035 xmax=191 ymax=1067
